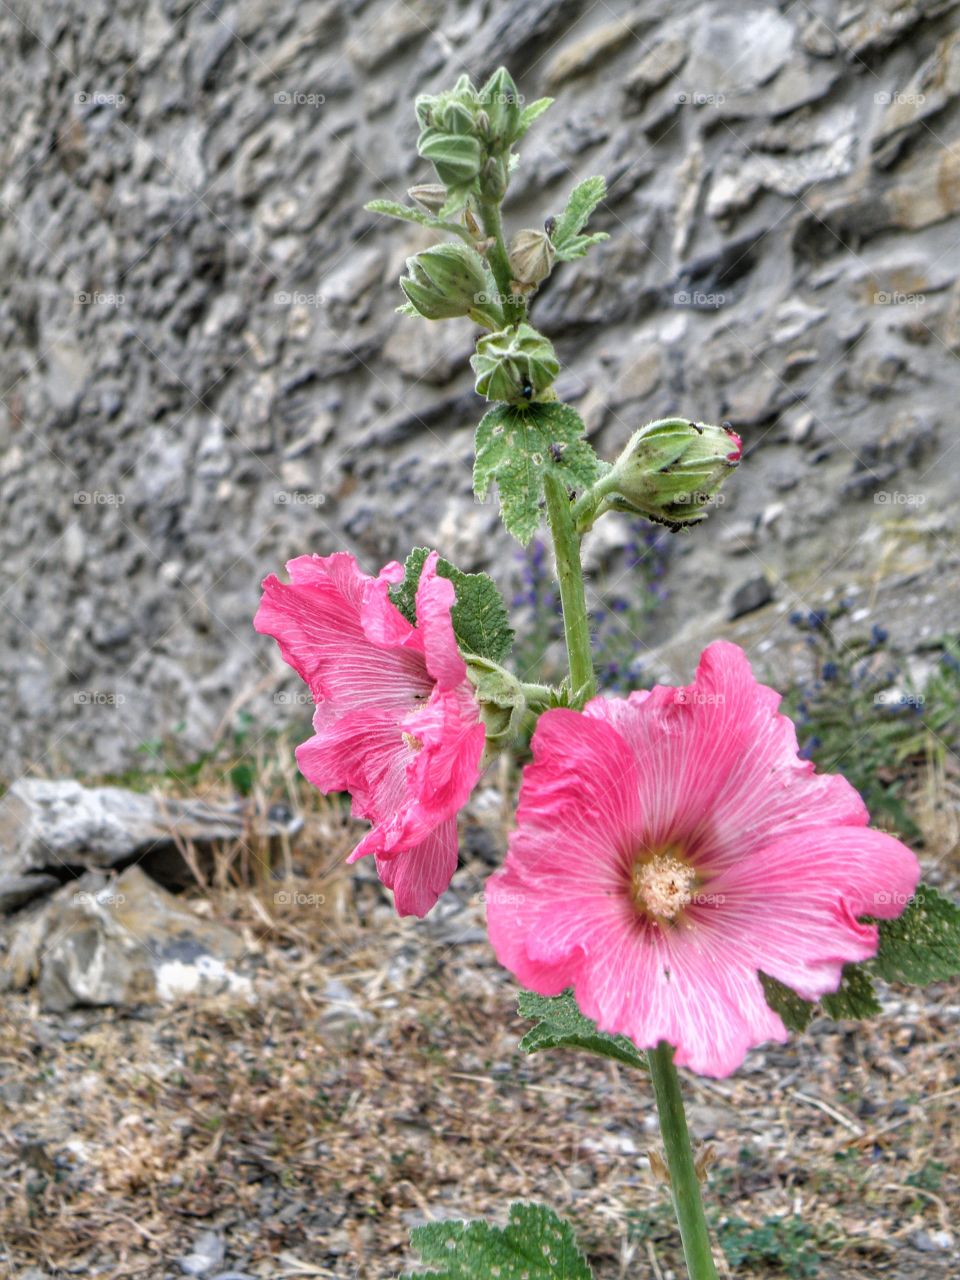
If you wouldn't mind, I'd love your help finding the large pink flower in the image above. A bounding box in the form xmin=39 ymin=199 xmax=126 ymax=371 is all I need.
xmin=486 ymin=641 xmax=920 ymax=1077
xmin=254 ymin=551 xmax=485 ymax=917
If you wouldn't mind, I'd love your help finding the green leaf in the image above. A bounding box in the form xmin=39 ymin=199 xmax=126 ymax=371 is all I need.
xmin=405 ymin=1202 xmax=594 ymax=1279
xmin=474 ymin=402 xmax=601 ymax=545
xmin=517 ymin=989 xmax=648 ymax=1071
xmin=554 ymin=231 xmax=610 ymax=263
xmin=516 ymin=97 xmax=554 ymax=139
xmin=551 ymin=176 xmax=607 ymax=260
xmin=760 ymin=974 xmax=815 ymax=1033
xmin=870 ymin=883 xmax=960 ymax=985
xmin=761 ymin=965 xmax=881 ymax=1029
xmin=820 ymin=964 xmax=882 ymax=1020
xmin=389 ymin=548 xmax=513 ymax=664
xmin=365 ymin=198 xmax=471 ymax=242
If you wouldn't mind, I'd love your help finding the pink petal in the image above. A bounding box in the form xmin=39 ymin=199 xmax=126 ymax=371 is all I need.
xmin=376 ymin=820 xmax=459 ymax=918
xmin=414 ymin=551 xmax=467 ymax=690
xmin=255 ymin=553 xmax=431 ymax=716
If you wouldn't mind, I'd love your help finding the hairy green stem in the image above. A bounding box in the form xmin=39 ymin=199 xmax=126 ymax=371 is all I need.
xmin=478 ymin=200 xmax=525 ymax=326
xmin=648 ymin=1043 xmax=720 ymax=1280
xmin=542 ymin=470 xmax=595 ymax=705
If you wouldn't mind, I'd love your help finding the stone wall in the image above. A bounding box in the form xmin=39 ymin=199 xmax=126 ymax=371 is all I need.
xmin=2 ymin=0 xmax=959 ymax=777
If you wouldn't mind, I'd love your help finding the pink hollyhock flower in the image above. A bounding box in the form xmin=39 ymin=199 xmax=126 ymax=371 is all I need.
xmin=486 ymin=641 xmax=920 ymax=1077
xmin=254 ymin=550 xmax=485 ymax=917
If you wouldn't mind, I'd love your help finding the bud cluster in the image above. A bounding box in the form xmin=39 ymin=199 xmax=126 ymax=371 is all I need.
xmin=415 ymin=69 xmax=525 ymax=215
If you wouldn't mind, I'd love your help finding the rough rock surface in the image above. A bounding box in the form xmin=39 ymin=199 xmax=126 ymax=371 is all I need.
xmin=1 ymin=0 xmax=959 ymax=776
xmin=0 ymin=778 xmax=300 ymax=896
xmin=0 ymin=864 xmax=251 ymax=1010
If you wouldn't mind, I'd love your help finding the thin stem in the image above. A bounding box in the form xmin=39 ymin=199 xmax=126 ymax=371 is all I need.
xmin=647 ymin=1042 xmax=720 ymax=1280
xmin=542 ymin=470 xmax=595 ymax=704
xmin=478 ymin=200 xmax=524 ymax=326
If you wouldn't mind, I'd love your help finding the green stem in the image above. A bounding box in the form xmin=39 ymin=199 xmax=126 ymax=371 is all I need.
xmin=542 ymin=470 xmax=595 ymax=704
xmin=478 ymin=200 xmax=524 ymax=326
xmin=647 ymin=1042 xmax=720 ymax=1280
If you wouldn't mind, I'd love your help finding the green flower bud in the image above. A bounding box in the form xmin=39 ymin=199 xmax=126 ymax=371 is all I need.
xmin=470 ymin=323 xmax=560 ymax=403
xmin=478 ymin=67 xmax=523 ymax=151
xmin=508 ymin=228 xmax=556 ymax=287
xmin=407 ymin=183 xmax=448 ymax=214
xmin=399 ymin=243 xmax=491 ymax=320
xmin=464 ymin=656 xmax=526 ymax=766
xmin=604 ymin=418 xmax=743 ymax=527
xmin=418 ymin=129 xmax=483 ymax=187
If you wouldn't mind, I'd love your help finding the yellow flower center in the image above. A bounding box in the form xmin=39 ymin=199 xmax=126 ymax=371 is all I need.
xmin=402 ymin=731 xmax=423 ymax=753
xmin=630 ymin=852 xmax=696 ymax=922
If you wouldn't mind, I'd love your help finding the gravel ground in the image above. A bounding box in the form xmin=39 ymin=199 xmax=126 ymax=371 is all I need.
xmin=2 ymin=852 xmax=959 ymax=1280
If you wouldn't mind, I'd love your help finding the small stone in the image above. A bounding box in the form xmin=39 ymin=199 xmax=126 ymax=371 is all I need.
xmin=179 ymin=1230 xmax=225 ymax=1276
xmin=875 ymin=32 xmax=960 ymax=145
xmin=687 ymin=9 xmax=795 ymax=93
xmin=729 ymin=576 xmax=775 ymax=619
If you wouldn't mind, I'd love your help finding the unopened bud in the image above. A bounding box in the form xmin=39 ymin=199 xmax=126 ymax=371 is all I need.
xmin=418 ymin=130 xmax=483 ymax=187
xmin=407 ymin=184 xmax=448 ymax=215
xmin=400 ymin=243 xmax=494 ymax=322
xmin=470 ymin=323 xmax=560 ymax=403
xmin=604 ymin=418 xmax=742 ymax=527
xmin=478 ymin=67 xmax=523 ymax=150
xmin=465 ymin=656 xmax=526 ymax=765
xmin=509 ymin=228 xmax=556 ymax=287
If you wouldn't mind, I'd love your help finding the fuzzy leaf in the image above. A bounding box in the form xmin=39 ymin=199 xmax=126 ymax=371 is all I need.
xmin=760 ymin=973 xmax=815 ymax=1033
xmin=365 ymin=198 xmax=470 ymax=241
xmin=405 ymin=1202 xmax=594 ymax=1279
xmin=474 ymin=402 xmax=600 ymax=545
xmin=820 ymin=964 xmax=882 ymax=1021
xmin=516 ymin=96 xmax=554 ymax=138
xmin=870 ymin=884 xmax=960 ymax=985
xmin=390 ymin=548 xmax=513 ymax=665
xmin=554 ymin=231 xmax=610 ymax=263
xmin=517 ymin=990 xmax=647 ymax=1071
xmin=551 ymin=176 xmax=607 ymax=259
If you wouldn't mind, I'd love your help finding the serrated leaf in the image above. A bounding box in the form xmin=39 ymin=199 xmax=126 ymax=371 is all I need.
xmin=517 ymin=990 xmax=648 ymax=1071
xmin=389 ymin=548 xmax=513 ymax=664
xmin=516 ymin=96 xmax=554 ymax=138
xmin=760 ymin=973 xmax=815 ymax=1033
xmin=405 ymin=1201 xmax=594 ymax=1279
xmin=761 ymin=964 xmax=882 ymax=1030
xmin=554 ymin=232 xmax=610 ymax=263
xmin=473 ymin=402 xmax=601 ymax=545
xmin=551 ymin=176 xmax=607 ymax=259
xmin=365 ymin=198 xmax=471 ymax=242
xmin=870 ymin=883 xmax=960 ymax=985
xmin=820 ymin=964 xmax=882 ymax=1020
